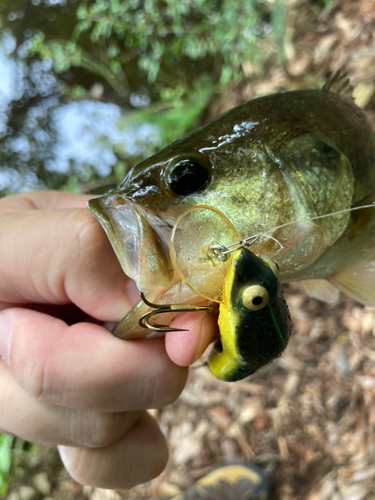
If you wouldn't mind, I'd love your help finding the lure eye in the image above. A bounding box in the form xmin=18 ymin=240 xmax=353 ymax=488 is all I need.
xmin=242 ymin=285 xmax=269 ymax=311
xmin=265 ymin=259 xmax=279 ymax=278
xmin=167 ymin=158 xmax=210 ymax=195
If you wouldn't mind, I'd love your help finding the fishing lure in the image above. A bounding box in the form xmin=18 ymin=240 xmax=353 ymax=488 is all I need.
xmin=139 ymin=240 xmax=292 ymax=381
xmin=208 ymin=247 xmax=292 ymax=381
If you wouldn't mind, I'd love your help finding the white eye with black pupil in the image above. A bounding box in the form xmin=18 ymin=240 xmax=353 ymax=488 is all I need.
xmin=242 ymin=285 xmax=269 ymax=311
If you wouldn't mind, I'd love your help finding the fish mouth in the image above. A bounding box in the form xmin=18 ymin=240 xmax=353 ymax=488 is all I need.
xmin=88 ymin=195 xmax=175 ymax=297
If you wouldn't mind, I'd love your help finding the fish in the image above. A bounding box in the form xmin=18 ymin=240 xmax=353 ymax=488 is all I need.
xmin=88 ymin=74 xmax=375 ymax=340
xmin=209 ymin=248 xmax=292 ymax=382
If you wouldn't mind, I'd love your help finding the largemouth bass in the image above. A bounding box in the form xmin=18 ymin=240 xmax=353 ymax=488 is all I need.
xmin=89 ymin=78 xmax=375 ymax=339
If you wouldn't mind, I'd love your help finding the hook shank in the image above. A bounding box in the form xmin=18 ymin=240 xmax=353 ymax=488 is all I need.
xmin=138 ymin=292 xmax=213 ymax=333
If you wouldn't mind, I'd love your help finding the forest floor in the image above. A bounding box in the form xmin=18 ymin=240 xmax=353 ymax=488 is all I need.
xmin=5 ymin=0 xmax=375 ymax=499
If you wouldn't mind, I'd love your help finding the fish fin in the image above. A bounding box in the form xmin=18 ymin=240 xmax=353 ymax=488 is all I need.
xmin=349 ymin=191 xmax=375 ymax=237
xmin=321 ymin=70 xmax=353 ymax=100
xmin=329 ymin=262 xmax=375 ymax=307
xmin=352 ymin=82 xmax=375 ymax=109
xmin=326 ymin=191 xmax=375 ymax=306
xmin=302 ymin=279 xmax=340 ymax=304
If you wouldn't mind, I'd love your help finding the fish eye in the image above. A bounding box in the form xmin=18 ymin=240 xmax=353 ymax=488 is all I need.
xmin=242 ymin=285 xmax=269 ymax=311
xmin=264 ymin=259 xmax=279 ymax=278
xmin=167 ymin=158 xmax=210 ymax=195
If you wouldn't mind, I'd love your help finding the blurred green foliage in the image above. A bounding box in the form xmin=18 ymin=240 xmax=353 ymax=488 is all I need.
xmin=0 ymin=0 xmax=286 ymax=195
xmin=121 ymin=78 xmax=212 ymax=146
xmin=30 ymin=0 xmax=284 ymax=99
xmin=0 ymin=434 xmax=13 ymax=496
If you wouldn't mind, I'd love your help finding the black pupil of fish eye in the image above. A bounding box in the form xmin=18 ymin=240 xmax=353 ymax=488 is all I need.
xmin=252 ymin=296 xmax=263 ymax=306
xmin=168 ymin=159 xmax=209 ymax=195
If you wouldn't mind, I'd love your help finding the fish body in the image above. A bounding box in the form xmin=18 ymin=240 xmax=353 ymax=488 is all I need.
xmin=209 ymin=248 xmax=292 ymax=382
xmin=88 ymin=84 xmax=375 ymax=338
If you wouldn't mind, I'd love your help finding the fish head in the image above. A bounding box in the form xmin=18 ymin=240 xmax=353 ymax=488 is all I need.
xmin=87 ymin=116 xmax=287 ymax=298
xmin=87 ymin=145 xmax=220 ymax=297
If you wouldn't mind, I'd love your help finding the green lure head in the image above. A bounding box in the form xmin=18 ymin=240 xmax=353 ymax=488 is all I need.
xmin=208 ymin=248 xmax=292 ymax=382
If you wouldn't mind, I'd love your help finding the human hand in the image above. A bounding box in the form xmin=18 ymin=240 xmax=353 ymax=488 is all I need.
xmin=0 ymin=191 xmax=216 ymax=489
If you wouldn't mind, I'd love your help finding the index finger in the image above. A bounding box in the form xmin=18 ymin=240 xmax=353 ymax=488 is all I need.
xmin=0 ymin=191 xmax=92 ymax=211
xmin=0 ymin=192 xmax=131 ymax=321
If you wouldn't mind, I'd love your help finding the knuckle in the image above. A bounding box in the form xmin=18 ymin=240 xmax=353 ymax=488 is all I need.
xmin=60 ymin=413 xmax=169 ymax=489
xmin=135 ymin=358 xmax=187 ymax=410
xmin=153 ymin=364 xmax=187 ymax=408
xmin=72 ymin=212 xmax=103 ymax=255
xmin=14 ymin=353 xmax=46 ymax=400
xmin=18 ymin=353 xmax=65 ymax=407
xmin=9 ymin=312 xmax=66 ymax=405
xmin=81 ymin=413 xmax=123 ymax=448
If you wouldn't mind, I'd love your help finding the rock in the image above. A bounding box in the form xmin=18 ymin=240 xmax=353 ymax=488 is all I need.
xmin=318 ymin=478 xmax=336 ymax=500
xmin=90 ymin=489 xmax=122 ymax=500
xmin=340 ymin=484 xmax=368 ymax=500
xmin=352 ymin=466 xmax=375 ymax=481
xmin=7 ymin=492 xmax=20 ymax=500
xmin=32 ymin=472 xmax=50 ymax=495
xmin=154 ymin=481 xmax=182 ymax=497
xmin=18 ymin=486 xmax=36 ymax=500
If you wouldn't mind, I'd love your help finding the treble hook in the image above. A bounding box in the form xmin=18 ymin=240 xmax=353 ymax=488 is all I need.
xmin=139 ymin=292 xmax=214 ymax=333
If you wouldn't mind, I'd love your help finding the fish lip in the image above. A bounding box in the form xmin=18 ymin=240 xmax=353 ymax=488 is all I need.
xmin=88 ymin=194 xmax=175 ymax=294
xmin=88 ymin=195 xmax=138 ymax=279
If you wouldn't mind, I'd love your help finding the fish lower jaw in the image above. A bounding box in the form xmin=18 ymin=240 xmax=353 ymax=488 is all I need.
xmin=92 ymin=198 xmax=175 ymax=295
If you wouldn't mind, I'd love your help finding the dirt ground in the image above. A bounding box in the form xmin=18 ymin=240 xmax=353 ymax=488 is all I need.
xmin=5 ymin=0 xmax=375 ymax=499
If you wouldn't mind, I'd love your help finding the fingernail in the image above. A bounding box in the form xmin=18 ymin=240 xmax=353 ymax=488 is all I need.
xmin=191 ymin=313 xmax=218 ymax=364
xmin=58 ymin=445 xmax=71 ymax=469
xmin=0 ymin=312 xmax=12 ymax=364
xmin=191 ymin=317 xmax=206 ymax=364
xmin=58 ymin=445 xmax=81 ymax=473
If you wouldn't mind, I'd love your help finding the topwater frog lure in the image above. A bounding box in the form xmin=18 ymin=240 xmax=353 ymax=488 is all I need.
xmin=139 ymin=243 xmax=292 ymax=381
xmin=138 ymin=205 xmax=293 ymax=381
xmin=208 ymin=247 xmax=292 ymax=381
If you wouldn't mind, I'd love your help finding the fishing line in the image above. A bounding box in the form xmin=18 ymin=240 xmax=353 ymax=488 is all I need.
xmin=260 ymin=202 xmax=375 ymax=239
xmin=213 ymin=202 xmax=375 ymax=260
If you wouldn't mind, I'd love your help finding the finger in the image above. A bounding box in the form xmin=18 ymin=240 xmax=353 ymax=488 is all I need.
xmin=1 ymin=308 xmax=188 ymax=411
xmin=0 ymin=361 xmax=141 ymax=448
xmin=165 ymin=311 xmax=218 ymax=366
xmin=0 ymin=191 xmax=92 ymax=211
xmin=58 ymin=412 xmax=168 ymax=490
xmin=0 ymin=205 xmax=130 ymax=321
